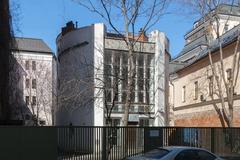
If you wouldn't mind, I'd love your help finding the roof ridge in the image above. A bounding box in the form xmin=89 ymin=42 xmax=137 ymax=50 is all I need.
xmin=14 ymin=37 xmax=43 ymax=41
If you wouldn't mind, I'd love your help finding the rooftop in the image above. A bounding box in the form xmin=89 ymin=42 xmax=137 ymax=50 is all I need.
xmin=12 ymin=37 xmax=53 ymax=54
xmin=173 ymin=24 xmax=240 ymax=73
xmin=186 ymin=4 xmax=240 ymax=36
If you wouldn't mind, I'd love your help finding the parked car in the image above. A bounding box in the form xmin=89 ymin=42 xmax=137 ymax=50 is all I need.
xmin=126 ymin=146 xmax=225 ymax=160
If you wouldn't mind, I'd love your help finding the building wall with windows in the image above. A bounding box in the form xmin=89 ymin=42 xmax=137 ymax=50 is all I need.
xmin=169 ymin=39 xmax=240 ymax=127
xmin=173 ymin=4 xmax=240 ymax=64
xmin=12 ymin=37 xmax=54 ymax=125
xmin=56 ymin=22 xmax=170 ymax=126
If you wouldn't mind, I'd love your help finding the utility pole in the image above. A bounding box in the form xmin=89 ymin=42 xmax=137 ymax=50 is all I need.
xmin=0 ymin=0 xmax=11 ymax=121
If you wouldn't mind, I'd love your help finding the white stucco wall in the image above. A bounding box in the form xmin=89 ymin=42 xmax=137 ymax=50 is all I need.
xmin=56 ymin=23 xmax=105 ymax=126
xmin=149 ymin=30 xmax=169 ymax=126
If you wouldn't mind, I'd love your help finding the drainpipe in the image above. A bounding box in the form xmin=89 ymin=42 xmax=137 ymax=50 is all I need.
xmin=169 ymin=78 xmax=175 ymax=126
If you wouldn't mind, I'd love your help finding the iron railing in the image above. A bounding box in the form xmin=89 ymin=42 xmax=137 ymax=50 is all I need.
xmin=57 ymin=127 xmax=240 ymax=160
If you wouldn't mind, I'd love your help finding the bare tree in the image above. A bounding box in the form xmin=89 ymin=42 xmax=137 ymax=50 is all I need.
xmin=179 ymin=0 xmax=240 ymax=127
xmin=72 ymin=0 xmax=168 ymax=126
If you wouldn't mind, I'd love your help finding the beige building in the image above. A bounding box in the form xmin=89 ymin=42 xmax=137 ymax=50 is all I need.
xmin=169 ymin=25 xmax=240 ymax=127
xmin=169 ymin=4 xmax=240 ymax=127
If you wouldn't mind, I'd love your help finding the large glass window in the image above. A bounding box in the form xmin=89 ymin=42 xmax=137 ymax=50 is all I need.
xmin=104 ymin=49 xmax=155 ymax=106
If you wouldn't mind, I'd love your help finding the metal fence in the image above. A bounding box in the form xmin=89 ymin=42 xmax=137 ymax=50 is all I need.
xmin=57 ymin=127 xmax=240 ymax=160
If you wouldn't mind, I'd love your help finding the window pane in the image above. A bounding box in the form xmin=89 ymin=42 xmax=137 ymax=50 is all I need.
xmin=26 ymin=79 xmax=30 ymax=88
xmin=138 ymin=79 xmax=144 ymax=91
xmin=122 ymin=52 xmax=128 ymax=66
xmin=25 ymin=61 xmax=29 ymax=70
xmin=194 ymin=81 xmax=198 ymax=100
xmin=130 ymin=91 xmax=135 ymax=103
xmin=138 ymin=67 xmax=144 ymax=80
xmin=104 ymin=50 xmax=112 ymax=64
xmin=122 ymin=92 xmax=127 ymax=102
xmin=208 ymin=76 xmax=213 ymax=96
xmin=32 ymin=61 xmax=36 ymax=70
xmin=147 ymin=55 xmax=154 ymax=66
xmin=104 ymin=65 xmax=112 ymax=76
xmin=32 ymin=79 xmax=36 ymax=89
xmin=105 ymin=90 xmax=112 ymax=102
xmin=139 ymin=119 xmax=149 ymax=126
xmin=113 ymin=53 xmax=120 ymax=66
xmin=130 ymin=105 xmax=135 ymax=112
xmin=25 ymin=96 xmax=29 ymax=105
xmin=138 ymin=54 xmax=144 ymax=66
xmin=182 ymin=86 xmax=186 ymax=102
xmin=104 ymin=76 xmax=111 ymax=88
xmin=32 ymin=96 xmax=36 ymax=105
xmin=138 ymin=92 xmax=143 ymax=103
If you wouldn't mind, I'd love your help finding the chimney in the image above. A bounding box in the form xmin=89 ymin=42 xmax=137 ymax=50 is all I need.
xmin=61 ymin=21 xmax=75 ymax=36
xmin=138 ymin=28 xmax=148 ymax=41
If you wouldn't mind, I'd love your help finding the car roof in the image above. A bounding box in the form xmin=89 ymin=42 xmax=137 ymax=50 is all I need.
xmin=160 ymin=146 xmax=210 ymax=152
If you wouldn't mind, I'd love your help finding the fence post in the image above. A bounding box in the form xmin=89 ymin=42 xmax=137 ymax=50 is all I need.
xmin=102 ymin=127 xmax=107 ymax=160
xmin=211 ymin=128 xmax=215 ymax=153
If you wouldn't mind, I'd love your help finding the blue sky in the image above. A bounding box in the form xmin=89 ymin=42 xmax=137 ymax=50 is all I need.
xmin=12 ymin=0 xmax=197 ymax=57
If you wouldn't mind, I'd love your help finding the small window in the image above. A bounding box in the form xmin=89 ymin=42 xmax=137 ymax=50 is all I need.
xmin=182 ymin=86 xmax=186 ymax=102
xmin=208 ymin=76 xmax=213 ymax=96
xmin=226 ymin=68 xmax=232 ymax=81
xmin=32 ymin=79 xmax=36 ymax=89
xmin=194 ymin=81 xmax=198 ymax=100
xmin=25 ymin=61 xmax=30 ymax=70
xmin=26 ymin=79 xmax=30 ymax=88
xmin=32 ymin=61 xmax=36 ymax=70
xmin=32 ymin=96 xmax=36 ymax=105
xmin=25 ymin=96 xmax=29 ymax=105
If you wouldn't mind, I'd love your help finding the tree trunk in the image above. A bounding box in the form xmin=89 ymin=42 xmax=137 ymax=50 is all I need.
xmin=122 ymin=46 xmax=135 ymax=126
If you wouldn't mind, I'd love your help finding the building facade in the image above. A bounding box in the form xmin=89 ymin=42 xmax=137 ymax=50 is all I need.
xmin=11 ymin=37 xmax=54 ymax=125
xmin=173 ymin=4 xmax=240 ymax=64
xmin=169 ymin=4 xmax=240 ymax=127
xmin=55 ymin=22 xmax=170 ymax=126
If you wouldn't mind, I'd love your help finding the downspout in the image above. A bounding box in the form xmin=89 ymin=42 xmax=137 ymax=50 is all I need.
xmin=169 ymin=78 xmax=175 ymax=126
